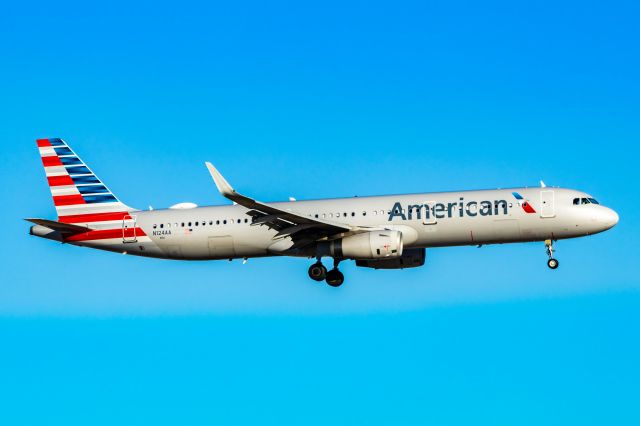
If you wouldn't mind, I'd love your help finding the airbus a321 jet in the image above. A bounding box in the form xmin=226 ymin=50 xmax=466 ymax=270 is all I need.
xmin=28 ymin=138 xmax=619 ymax=287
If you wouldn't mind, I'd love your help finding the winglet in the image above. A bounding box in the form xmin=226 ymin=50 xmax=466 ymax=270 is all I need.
xmin=202 ymin=162 xmax=352 ymax=234
xmin=205 ymin=162 xmax=236 ymax=198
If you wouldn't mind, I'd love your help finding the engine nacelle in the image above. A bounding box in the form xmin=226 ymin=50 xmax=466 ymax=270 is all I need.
xmin=355 ymin=248 xmax=426 ymax=269
xmin=329 ymin=230 xmax=403 ymax=260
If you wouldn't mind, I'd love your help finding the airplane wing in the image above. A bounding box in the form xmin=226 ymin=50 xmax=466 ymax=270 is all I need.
xmin=25 ymin=218 xmax=91 ymax=235
xmin=205 ymin=162 xmax=352 ymax=244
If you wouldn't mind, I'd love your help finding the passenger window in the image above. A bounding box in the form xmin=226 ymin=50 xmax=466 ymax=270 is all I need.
xmin=351 ymin=212 xmax=355 ymax=217
xmin=188 ymin=222 xmax=192 ymax=227
xmin=153 ymin=224 xmax=157 ymax=229
xmin=216 ymin=220 xmax=220 ymax=225
xmin=315 ymin=214 xmax=318 ymax=218
xmin=194 ymin=222 xmax=198 ymax=226
xmin=362 ymin=211 xmax=366 ymax=216
xmin=223 ymin=220 xmax=227 ymax=225
xmin=160 ymin=224 xmax=164 ymax=229
xmin=181 ymin=222 xmax=185 ymax=227
xmin=245 ymin=219 xmax=248 ymax=223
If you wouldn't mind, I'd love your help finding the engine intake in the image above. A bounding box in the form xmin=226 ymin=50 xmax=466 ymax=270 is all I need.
xmin=329 ymin=230 xmax=403 ymax=260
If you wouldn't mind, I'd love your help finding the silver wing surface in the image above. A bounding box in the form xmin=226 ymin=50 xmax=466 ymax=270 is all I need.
xmin=205 ymin=162 xmax=354 ymax=248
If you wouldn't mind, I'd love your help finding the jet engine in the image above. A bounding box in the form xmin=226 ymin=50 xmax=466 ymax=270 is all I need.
xmin=355 ymin=248 xmax=426 ymax=269
xmin=328 ymin=230 xmax=403 ymax=260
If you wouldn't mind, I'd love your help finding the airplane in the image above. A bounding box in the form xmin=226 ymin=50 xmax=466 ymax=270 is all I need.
xmin=28 ymin=138 xmax=619 ymax=287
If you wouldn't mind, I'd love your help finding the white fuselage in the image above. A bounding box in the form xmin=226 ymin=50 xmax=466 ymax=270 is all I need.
xmin=71 ymin=187 xmax=618 ymax=261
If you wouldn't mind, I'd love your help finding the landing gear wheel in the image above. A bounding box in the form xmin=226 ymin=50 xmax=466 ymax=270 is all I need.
xmin=325 ymin=269 xmax=345 ymax=287
xmin=544 ymin=239 xmax=559 ymax=270
xmin=308 ymin=263 xmax=327 ymax=281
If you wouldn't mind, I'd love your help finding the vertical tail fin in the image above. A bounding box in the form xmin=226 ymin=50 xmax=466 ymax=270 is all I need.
xmin=36 ymin=138 xmax=134 ymax=223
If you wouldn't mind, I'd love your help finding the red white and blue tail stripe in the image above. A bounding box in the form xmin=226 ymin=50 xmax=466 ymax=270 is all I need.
xmin=37 ymin=138 xmax=134 ymax=224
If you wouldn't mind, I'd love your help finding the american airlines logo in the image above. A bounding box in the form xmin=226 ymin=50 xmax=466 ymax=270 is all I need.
xmin=387 ymin=199 xmax=511 ymax=221
xmin=512 ymin=192 xmax=536 ymax=214
xmin=387 ymin=193 xmax=535 ymax=221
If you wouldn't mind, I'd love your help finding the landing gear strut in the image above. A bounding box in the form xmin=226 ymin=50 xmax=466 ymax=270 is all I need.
xmin=545 ymin=239 xmax=559 ymax=269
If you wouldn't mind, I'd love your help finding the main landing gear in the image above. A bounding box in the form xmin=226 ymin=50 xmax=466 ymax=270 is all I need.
xmin=545 ymin=239 xmax=559 ymax=269
xmin=308 ymin=259 xmax=344 ymax=287
xmin=308 ymin=262 xmax=327 ymax=281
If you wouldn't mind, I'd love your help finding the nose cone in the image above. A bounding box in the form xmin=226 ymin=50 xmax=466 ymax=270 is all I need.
xmin=599 ymin=207 xmax=619 ymax=230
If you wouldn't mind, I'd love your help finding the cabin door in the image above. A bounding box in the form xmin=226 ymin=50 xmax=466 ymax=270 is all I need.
xmin=540 ymin=191 xmax=555 ymax=218
xmin=422 ymin=201 xmax=437 ymax=225
xmin=122 ymin=214 xmax=138 ymax=243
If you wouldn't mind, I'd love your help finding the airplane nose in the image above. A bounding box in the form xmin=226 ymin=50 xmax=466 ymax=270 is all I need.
xmin=610 ymin=209 xmax=619 ymax=226
xmin=600 ymin=207 xmax=619 ymax=229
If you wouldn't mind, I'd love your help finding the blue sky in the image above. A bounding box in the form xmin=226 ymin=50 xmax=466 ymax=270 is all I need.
xmin=1 ymin=0 xmax=639 ymax=424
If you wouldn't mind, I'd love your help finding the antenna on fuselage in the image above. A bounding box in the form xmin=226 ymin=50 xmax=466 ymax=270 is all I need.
xmin=540 ymin=180 xmax=547 ymax=188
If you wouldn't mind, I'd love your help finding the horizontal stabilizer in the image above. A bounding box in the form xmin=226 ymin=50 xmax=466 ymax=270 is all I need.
xmin=25 ymin=218 xmax=91 ymax=235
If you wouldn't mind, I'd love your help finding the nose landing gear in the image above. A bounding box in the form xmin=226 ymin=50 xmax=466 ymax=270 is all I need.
xmin=545 ymin=239 xmax=559 ymax=269
xmin=308 ymin=258 xmax=345 ymax=287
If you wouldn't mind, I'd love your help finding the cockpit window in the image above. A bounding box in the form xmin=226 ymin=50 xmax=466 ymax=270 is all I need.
xmin=573 ymin=197 xmax=600 ymax=205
